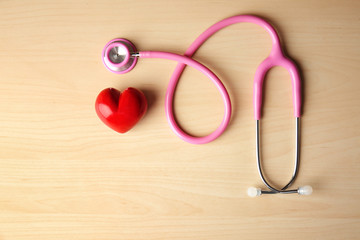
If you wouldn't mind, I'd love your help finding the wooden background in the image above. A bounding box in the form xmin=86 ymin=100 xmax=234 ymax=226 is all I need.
xmin=0 ymin=0 xmax=359 ymax=239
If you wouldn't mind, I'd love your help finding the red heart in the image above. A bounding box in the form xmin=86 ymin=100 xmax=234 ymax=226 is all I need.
xmin=95 ymin=87 xmax=148 ymax=133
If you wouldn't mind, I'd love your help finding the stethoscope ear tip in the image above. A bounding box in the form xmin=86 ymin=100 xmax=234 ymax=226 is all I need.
xmin=297 ymin=185 xmax=313 ymax=195
xmin=247 ymin=187 xmax=262 ymax=197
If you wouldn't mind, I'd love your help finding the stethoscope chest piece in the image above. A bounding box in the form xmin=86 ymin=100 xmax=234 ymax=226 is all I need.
xmin=102 ymin=38 xmax=138 ymax=74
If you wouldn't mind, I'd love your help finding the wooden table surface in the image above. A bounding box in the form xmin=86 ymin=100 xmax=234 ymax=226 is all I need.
xmin=1 ymin=0 xmax=359 ymax=239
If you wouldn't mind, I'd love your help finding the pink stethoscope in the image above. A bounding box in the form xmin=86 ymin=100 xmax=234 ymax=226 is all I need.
xmin=102 ymin=15 xmax=312 ymax=196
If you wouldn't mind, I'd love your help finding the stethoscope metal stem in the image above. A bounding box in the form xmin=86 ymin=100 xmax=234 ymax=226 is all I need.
xmin=255 ymin=117 xmax=300 ymax=194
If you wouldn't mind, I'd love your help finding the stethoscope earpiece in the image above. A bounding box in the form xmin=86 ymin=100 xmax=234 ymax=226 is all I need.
xmin=247 ymin=185 xmax=313 ymax=197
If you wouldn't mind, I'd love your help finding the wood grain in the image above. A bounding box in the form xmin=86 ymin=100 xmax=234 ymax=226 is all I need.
xmin=0 ymin=0 xmax=359 ymax=239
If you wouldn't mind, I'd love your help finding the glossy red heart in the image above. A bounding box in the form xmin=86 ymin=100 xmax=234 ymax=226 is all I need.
xmin=95 ymin=87 xmax=148 ymax=133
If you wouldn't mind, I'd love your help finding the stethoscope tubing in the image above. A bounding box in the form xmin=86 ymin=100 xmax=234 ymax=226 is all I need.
xmin=137 ymin=51 xmax=231 ymax=144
